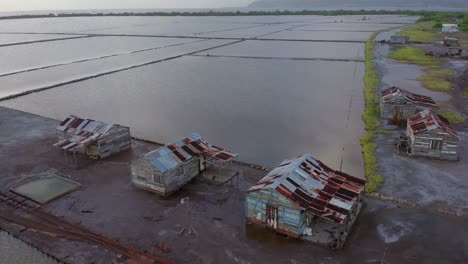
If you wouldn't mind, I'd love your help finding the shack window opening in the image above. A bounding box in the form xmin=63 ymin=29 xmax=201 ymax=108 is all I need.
xmin=175 ymin=166 xmax=185 ymax=177
xmin=430 ymin=140 xmax=443 ymax=150
xmin=152 ymin=173 xmax=163 ymax=184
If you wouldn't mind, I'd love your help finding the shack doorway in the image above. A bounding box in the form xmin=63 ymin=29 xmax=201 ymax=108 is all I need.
xmin=266 ymin=205 xmax=278 ymax=230
xmin=394 ymin=105 xmax=404 ymax=120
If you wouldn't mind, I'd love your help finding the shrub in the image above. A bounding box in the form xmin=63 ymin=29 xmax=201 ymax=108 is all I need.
xmin=433 ymin=22 xmax=442 ymax=29
xmin=438 ymin=110 xmax=465 ymax=124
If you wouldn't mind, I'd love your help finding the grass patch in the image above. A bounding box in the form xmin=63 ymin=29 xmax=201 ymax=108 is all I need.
xmin=460 ymin=23 xmax=468 ymax=32
xmin=418 ymin=68 xmax=454 ymax=92
xmin=361 ymin=31 xmax=384 ymax=193
xmin=438 ymin=110 xmax=466 ymax=124
xmin=389 ymin=45 xmax=439 ymax=66
xmin=376 ymin=130 xmax=393 ymax=135
xmin=390 ymin=46 xmax=456 ymax=93
xmin=397 ymin=24 xmax=440 ymax=43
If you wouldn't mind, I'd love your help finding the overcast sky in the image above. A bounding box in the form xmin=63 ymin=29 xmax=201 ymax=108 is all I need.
xmin=0 ymin=0 xmax=255 ymax=12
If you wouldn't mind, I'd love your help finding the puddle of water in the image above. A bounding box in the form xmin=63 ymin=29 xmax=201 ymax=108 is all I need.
xmin=377 ymin=220 xmax=414 ymax=243
xmin=11 ymin=174 xmax=80 ymax=204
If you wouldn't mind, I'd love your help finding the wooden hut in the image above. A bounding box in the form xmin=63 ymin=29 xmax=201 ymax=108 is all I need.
xmin=131 ymin=133 xmax=238 ymax=197
xmin=246 ymin=154 xmax=366 ymax=248
xmin=380 ymin=86 xmax=437 ymax=121
xmin=54 ymin=115 xmax=131 ymax=165
xmin=442 ymin=24 xmax=459 ymax=33
xmin=443 ymin=37 xmax=459 ymax=47
xmin=406 ymin=110 xmax=460 ymax=160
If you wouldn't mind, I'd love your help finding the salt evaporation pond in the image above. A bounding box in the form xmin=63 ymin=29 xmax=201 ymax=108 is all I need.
xmin=0 ymin=15 xmax=418 ymax=176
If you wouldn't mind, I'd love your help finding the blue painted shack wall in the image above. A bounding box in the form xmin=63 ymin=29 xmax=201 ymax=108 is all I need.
xmin=246 ymin=189 xmax=306 ymax=237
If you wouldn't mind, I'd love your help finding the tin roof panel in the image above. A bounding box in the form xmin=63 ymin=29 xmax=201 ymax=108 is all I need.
xmin=381 ymin=86 xmax=437 ymax=107
xmin=54 ymin=115 xmax=123 ymax=152
xmin=247 ymin=154 xmax=366 ymax=224
xmin=142 ymin=133 xmax=238 ymax=173
xmin=408 ymin=109 xmax=459 ymax=139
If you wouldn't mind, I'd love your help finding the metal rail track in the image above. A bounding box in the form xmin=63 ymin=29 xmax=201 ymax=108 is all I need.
xmin=0 ymin=192 xmax=173 ymax=264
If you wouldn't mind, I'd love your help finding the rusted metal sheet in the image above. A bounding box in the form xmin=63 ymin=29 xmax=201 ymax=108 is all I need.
xmin=247 ymin=154 xmax=366 ymax=224
xmin=143 ymin=132 xmax=238 ymax=173
xmin=406 ymin=110 xmax=460 ymax=160
xmin=407 ymin=110 xmax=459 ymax=139
xmin=54 ymin=115 xmax=114 ymax=151
xmin=54 ymin=115 xmax=131 ymax=163
xmin=381 ymin=86 xmax=437 ymax=107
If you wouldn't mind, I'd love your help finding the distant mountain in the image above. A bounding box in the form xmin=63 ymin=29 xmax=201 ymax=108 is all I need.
xmin=249 ymin=0 xmax=468 ymax=9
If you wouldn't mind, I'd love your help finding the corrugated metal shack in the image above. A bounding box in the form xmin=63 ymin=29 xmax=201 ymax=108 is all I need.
xmin=54 ymin=115 xmax=131 ymax=165
xmin=443 ymin=37 xmax=459 ymax=46
xmin=380 ymin=86 xmax=437 ymax=121
xmin=406 ymin=110 xmax=460 ymax=160
xmin=389 ymin=35 xmax=409 ymax=44
xmin=246 ymin=154 xmax=366 ymax=248
xmin=131 ymin=133 xmax=238 ymax=197
xmin=442 ymin=24 xmax=459 ymax=33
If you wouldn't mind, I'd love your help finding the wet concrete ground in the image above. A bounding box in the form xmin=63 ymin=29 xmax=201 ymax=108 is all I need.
xmin=1 ymin=106 xmax=468 ymax=264
xmin=375 ymin=130 xmax=468 ymax=215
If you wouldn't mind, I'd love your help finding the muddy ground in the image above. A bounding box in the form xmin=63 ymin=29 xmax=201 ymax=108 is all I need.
xmin=1 ymin=106 xmax=468 ymax=264
xmin=373 ymin=35 xmax=468 ymax=217
xmin=374 ymin=43 xmax=467 ymax=215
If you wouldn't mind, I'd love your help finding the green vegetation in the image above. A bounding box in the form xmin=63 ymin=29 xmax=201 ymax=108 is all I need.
xmin=376 ymin=130 xmax=392 ymax=135
xmin=397 ymin=23 xmax=440 ymax=42
xmin=418 ymin=68 xmax=454 ymax=92
xmin=432 ymin=23 xmax=442 ymax=29
xmin=398 ymin=12 xmax=468 ymax=43
xmin=389 ymin=46 xmax=455 ymax=92
xmin=416 ymin=12 xmax=468 ymax=24
xmin=438 ymin=110 xmax=466 ymax=124
xmin=389 ymin=45 xmax=438 ymax=66
xmin=419 ymin=12 xmax=468 ymax=32
xmin=361 ymin=31 xmax=384 ymax=193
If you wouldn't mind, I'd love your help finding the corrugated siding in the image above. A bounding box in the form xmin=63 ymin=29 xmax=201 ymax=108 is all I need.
xmin=163 ymin=157 xmax=200 ymax=194
xmin=410 ymin=128 xmax=459 ymax=160
xmin=92 ymin=125 xmax=131 ymax=158
xmin=131 ymin=159 xmax=166 ymax=194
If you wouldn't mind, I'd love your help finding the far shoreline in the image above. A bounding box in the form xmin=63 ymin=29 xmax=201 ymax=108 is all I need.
xmin=0 ymin=9 xmax=467 ymax=20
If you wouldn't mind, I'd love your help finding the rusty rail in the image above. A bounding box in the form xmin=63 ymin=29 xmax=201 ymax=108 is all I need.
xmin=0 ymin=192 xmax=173 ymax=264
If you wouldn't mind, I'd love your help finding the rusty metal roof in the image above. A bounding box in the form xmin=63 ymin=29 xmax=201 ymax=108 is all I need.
xmin=407 ymin=109 xmax=459 ymax=139
xmin=247 ymin=154 xmax=366 ymax=224
xmin=144 ymin=133 xmax=238 ymax=173
xmin=54 ymin=115 xmax=116 ymax=152
xmin=381 ymin=86 xmax=437 ymax=107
